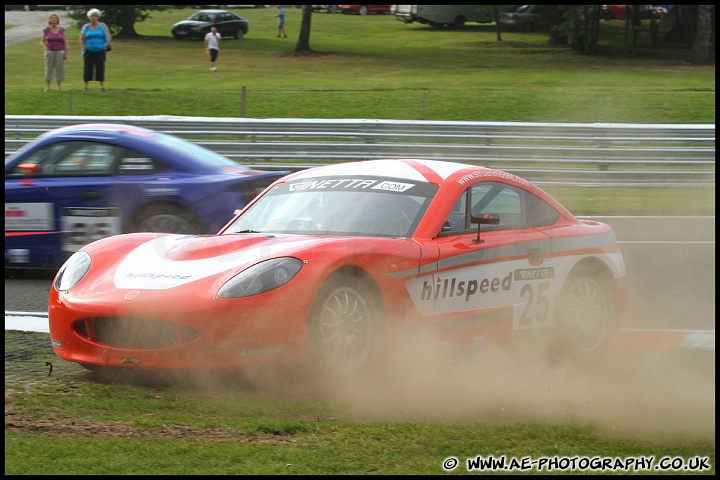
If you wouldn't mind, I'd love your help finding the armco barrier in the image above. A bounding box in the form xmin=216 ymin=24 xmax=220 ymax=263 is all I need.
xmin=5 ymin=116 xmax=715 ymax=187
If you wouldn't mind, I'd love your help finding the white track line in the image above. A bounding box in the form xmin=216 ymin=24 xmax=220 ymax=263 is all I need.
xmin=4 ymin=312 xmax=714 ymax=351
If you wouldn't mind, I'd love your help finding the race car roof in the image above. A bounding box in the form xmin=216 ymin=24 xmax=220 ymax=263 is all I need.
xmin=288 ymin=158 xmax=485 ymax=184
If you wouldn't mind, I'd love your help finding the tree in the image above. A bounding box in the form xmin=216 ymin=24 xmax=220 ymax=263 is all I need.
xmin=67 ymin=5 xmax=169 ymax=38
xmin=546 ymin=5 xmax=568 ymax=46
xmin=556 ymin=5 xmax=602 ymax=54
xmin=691 ymin=5 xmax=715 ymax=64
xmin=291 ymin=5 xmax=316 ymax=56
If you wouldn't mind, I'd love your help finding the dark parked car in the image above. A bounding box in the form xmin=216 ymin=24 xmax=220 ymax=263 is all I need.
xmin=312 ymin=5 xmax=340 ymax=13
xmin=498 ymin=5 xmax=549 ymax=32
xmin=171 ymin=9 xmax=249 ymax=40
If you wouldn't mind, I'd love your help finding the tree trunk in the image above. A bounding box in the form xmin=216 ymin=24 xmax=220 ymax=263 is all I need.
xmin=691 ymin=5 xmax=714 ymax=64
xmin=292 ymin=5 xmax=315 ymax=56
xmin=117 ymin=5 xmax=138 ymax=38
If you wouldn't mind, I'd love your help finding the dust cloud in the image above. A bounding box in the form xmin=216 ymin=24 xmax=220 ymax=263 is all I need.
xmin=214 ymin=329 xmax=712 ymax=444
xmin=306 ymin=341 xmax=712 ymax=442
xmin=87 ymin=316 xmax=714 ymax=444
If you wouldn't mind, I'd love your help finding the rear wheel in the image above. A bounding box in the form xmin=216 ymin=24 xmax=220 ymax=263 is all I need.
xmin=554 ymin=266 xmax=616 ymax=355
xmin=134 ymin=204 xmax=202 ymax=234
xmin=358 ymin=6 xmax=368 ymax=16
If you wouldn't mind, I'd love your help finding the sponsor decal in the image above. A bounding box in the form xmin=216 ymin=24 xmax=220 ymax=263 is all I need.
xmin=6 ymin=249 xmax=30 ymax=264
xmin=144 ymin=187 xmax=180 ymax=196
xmin=514 ymin=267 xmax=554 ymax=281
xmin=372 ymin=181 xmax=415 ymax=192
xmin=237 ymin=348 xmax=282 ymax=356
xmin=418 ymin=268 xmax=552 ymax=304
xmin=61 ymin=207 xmax=122 ymax=253
xmin=120 ymin=157 xmax=154 ymax=171
xmin=408 ymin=261 xmax=558 ymax=329
xmin=124 ymin=291 xmax=142 ymax=301
xmin=421 ymin=271 xmax=514 ymax=302
xmin=5 ymin=203 xmax=54 ymax=231
xmin=288 ymin=178 xmax=415 ymax=192
xmin=51 ymin=339 xmax=62 ymax=349
xmin=120 ymin=357 xmax=142 ymax=365
xmin=124 ymin=272 xmax=192 ymax=281
xmin=457 ymin=170 xmax=532 ymax=187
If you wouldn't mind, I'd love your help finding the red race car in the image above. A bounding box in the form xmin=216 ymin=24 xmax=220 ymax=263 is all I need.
xmin=49 ymin=159 xmax=626 ymax=376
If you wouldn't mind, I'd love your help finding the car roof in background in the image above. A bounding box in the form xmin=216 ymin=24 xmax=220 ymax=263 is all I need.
xmin=46 ymin=123 xmax=156 ymax=139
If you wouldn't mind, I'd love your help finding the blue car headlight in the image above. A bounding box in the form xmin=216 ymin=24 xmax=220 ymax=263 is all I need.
xmin=218 ymin=257 xmax=303 ymax=299
xmin=54 ymin=251 xmax=92 ymax=291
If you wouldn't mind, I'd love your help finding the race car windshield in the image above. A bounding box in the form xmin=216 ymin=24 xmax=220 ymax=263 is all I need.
xmin=224 ymin=176 xmax=438 ymax=237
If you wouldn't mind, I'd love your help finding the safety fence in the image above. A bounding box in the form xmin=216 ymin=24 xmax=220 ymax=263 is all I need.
xmin=5 ymin=115 xmax=715 ymax=187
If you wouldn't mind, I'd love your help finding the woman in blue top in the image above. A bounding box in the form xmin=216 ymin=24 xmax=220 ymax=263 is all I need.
xmin=79 ymin=8 xmax=111 ymax=91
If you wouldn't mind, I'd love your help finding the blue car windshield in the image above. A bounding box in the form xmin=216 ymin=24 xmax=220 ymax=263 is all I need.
xmin=224 ymin=176 xmax=438 ymax=238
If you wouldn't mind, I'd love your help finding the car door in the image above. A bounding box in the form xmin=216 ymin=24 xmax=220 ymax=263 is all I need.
xmin=216 ymin=12 xmax=237 ymax=37
xmin=409 ymin=181 xmax=557 ymax=347
xmin=5 ymin=141 xmax=124 ymax=266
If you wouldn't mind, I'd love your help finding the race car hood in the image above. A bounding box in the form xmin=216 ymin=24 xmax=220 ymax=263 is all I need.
xmin=112 ymin=233 xmax=329 ymax=290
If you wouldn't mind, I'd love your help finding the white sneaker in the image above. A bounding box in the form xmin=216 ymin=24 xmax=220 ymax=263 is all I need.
xmin=211 ymin=67 xmax=217 ymax=72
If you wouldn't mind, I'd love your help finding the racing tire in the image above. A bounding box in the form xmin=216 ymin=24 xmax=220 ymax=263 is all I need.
xmin=552 ymin=266 xmax=616 ymax=356
xmin=305 ymin=276 xmax=383 ymax=379
xmin=133 ymin=204 xmax=203 ymax=235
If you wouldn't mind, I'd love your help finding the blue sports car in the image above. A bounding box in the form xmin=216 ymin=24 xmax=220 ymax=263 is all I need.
xmin=5 ymin=123 xmax=286 ymax=269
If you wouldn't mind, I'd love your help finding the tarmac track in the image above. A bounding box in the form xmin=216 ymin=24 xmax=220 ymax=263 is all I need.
xmin=5 ymin=9 xmax=70 ymax=48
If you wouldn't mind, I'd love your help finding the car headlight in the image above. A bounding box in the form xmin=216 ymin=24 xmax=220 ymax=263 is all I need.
xmin=218 ymin=257 xmax=302 ymax=299
xmin=54 ymin=251 xmax=92 ymax=291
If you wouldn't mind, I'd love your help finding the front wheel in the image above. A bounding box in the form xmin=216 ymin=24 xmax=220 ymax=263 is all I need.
xmin=235 ymin=28 xmax=244 ymax=39
xmin=358 ymin=6 xmax=368 ymax=16
xmin=305 ymin=280 xmax=382 ymax=377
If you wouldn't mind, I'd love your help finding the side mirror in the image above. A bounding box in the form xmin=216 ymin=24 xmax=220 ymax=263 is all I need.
xmin=18 ymin=162 xmax=39 ymax=185
xmin=470 ymin=213 xmax=500 ymax=243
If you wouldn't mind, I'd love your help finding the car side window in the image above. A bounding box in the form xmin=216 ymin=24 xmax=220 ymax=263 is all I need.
xmin=440 ymin=181 xmax=557 ymax=236
xmin=470 ymin=183 xmax=523 ymax=228
xmin=525 ymin=191 xmax=560 ymax=227
xmin=6 ymin=141 xmax=117 ymax=178
xmin=440 ymin=193 xmax=469 ymax=235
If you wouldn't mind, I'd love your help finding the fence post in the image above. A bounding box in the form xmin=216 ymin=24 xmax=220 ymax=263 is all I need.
xmin=422 ymin=91 xmax=426 ymax=121
xmin=240 ymin=86 xmax=246 ymax=118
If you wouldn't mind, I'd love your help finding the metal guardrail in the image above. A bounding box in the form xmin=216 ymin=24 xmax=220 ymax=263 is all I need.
xmin=5 ymin=115 xmax=715 ymax=187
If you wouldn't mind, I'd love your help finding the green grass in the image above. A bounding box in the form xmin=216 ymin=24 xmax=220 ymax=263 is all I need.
xmin=4 ymin=337 xmax=716 ymax=474
xmin=544 ymin=186 xmax=714 ymax=215
xmin=4 ymin=8 xmax=715 ymax=122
